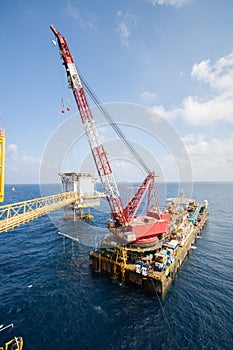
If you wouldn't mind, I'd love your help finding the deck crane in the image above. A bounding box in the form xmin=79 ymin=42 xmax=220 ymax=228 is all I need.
xmin=50 ymin=25 xmax=170 ymax=245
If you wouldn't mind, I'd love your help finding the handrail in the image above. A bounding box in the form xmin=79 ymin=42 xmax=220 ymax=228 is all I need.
xmin=0 ymin=191 xmax=105 ymax=233
xmin=0 ymin=192 xmax=77 ymax=218
xmin=0 ymin=192 xmax=78 ymax=232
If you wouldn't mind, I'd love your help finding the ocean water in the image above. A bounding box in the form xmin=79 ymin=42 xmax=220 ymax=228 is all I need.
xmin=0 ymin=182 xmax=233 ymax=350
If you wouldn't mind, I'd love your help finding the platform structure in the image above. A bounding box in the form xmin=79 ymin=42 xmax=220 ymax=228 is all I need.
xmin=0 ymin=192 xmax=78 ymax=232
xmin=59 ymin=172 xmax=104 ymax=221
xmin=0 ymin=173 xmax=104 ymax=233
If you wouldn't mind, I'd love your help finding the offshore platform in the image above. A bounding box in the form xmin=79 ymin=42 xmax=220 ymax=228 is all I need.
xmin=0 ymin=122 xmax=104 ymax=233
xmin=59 ymin=172 xmax=102 ymax=221
xmin=0 ymin=172 xmax=104 ymax=233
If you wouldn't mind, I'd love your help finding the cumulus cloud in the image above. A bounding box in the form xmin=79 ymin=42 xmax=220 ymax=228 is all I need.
xmin=146 ymin=0 xmax=191 ymax=7
xmin=181 ymin=53 xmax=233 ymax=124
xmin=152 ymin=104 xmax=179 ymax=120
xmin=116 ymin=11 xmax=137 ymax=47
xmin=182 ymin=133 xmax=210 ymax=156
xmin=179 ymin=94 xmax=233 ymax=125
xmin=183 ymin=132 xmax=233 ymax=157
xmin=152 ymin=52 xmax=233 ymax=125
xmin=191 ymin=53 xmax=233 ymax=93
xmin=148 ymin=52 xmax=233 ymax=180
xmin=181 ymin=133 xmax=233 ymax=180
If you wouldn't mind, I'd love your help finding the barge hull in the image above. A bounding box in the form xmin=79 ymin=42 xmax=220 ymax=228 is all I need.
xmin=90 ymin=210 xmax=208 ymax=297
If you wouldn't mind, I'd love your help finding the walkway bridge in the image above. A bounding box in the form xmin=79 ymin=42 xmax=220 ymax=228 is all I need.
xmin=0 ymin=191 xmax=104 ymax=233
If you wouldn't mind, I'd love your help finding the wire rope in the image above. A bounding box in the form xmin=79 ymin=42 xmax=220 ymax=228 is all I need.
xmin=79 ymin=72 xmax=151 ymax=175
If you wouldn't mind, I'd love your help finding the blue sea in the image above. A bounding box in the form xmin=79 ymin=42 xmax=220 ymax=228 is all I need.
xmin=0 ymin=182 xmax=233 ymax=350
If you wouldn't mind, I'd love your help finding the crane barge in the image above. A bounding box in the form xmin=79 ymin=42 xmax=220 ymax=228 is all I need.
xmin=50 ymin=24 xmax=170 ymax=247
xmin=50 ymin=25 xmax=208 ymax=295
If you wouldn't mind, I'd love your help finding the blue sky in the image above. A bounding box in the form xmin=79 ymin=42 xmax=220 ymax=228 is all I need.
xmin=1 ymin=0 xmax=233 ymax=184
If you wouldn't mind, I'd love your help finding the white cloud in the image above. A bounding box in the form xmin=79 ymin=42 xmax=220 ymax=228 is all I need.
xmin=7 ymin=143 xmax=19 ymax=162
xmin=116 ymin=11 xmax=137 ymax=47
xmin=140 ymin=90 xmax=158 ymax=104
xmin=180 ymin=94 xmax=233 ymax=125
xmin=117 ymin=22 xmax=130 ymax=47
xmin=8 ymin=144 xmax=18 ymax=152
xmin=146 ymin=0 xmax=191 ymax=7
xmin=149 ymin=52 xmax=233 ymax=181
xmin=152 ymin=52 xmax=233 ymax=125
xmin=6 ymin=144 xmax=41 ymax=183
xmin=182 ymin=133 xmax=210 ymax=156
xmin=183 ymin=133 xmax=233 ymax=157
xmin=21 ymin=155 xmax=41 ymax=164
xmin=181 ymin=133 xmax=233 ymax=180
xmin=66 ymin=1 xmax=97 ymax=30
xmin=7 ymin=144 xmax=40 ymax=165
xmin=191 ymin=53 xmax=233 ymax=93
xmin=152 ymin=104 xmax=179 ymax=120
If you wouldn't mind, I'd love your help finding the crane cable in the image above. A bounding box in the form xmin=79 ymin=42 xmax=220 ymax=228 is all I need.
xmin=79 ymin=71 xmax=151 ymax=175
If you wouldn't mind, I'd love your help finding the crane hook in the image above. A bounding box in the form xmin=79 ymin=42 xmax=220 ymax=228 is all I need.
xmin=61 ymin=98 xmax=65 ymax=114
xmin=66 ymin=97 xmax=71 ymax=111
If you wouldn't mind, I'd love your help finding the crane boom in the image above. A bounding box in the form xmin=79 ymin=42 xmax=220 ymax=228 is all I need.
xmin=50 ymin=25 xmax=170 ymax=245
xmin=50 ymin=25 xmax=127 ymax=225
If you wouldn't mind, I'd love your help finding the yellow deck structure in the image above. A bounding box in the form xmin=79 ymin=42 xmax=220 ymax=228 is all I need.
xmin=0 ymin=191 xmax=88 ymax=232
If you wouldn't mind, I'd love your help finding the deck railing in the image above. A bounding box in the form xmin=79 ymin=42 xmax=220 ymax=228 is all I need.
xmin=0 ymin=192 xmax=78 ymax=232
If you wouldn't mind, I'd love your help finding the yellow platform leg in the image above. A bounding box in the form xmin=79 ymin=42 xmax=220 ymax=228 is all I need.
xmin=0 ymin=129 xmax=5 ymax=202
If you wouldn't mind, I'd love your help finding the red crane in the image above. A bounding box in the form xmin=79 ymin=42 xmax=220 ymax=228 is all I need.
xmin=50 ymin=25 xmax=169 ymax=245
